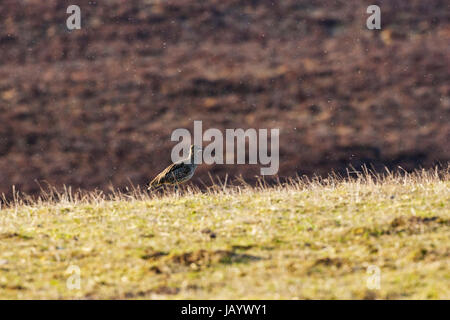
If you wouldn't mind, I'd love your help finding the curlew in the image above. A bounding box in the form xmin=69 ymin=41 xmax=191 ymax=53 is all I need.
xmin=148 ymin=145 xmax=202 ymax=190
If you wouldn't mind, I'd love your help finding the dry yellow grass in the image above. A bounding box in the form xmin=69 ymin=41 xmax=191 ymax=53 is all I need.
xmin=0 ymin=168 xmax=449 ymax=299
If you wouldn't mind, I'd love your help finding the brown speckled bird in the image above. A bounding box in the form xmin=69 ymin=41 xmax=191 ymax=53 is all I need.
xmin=148 ymin=145 xmax=202 ymax=190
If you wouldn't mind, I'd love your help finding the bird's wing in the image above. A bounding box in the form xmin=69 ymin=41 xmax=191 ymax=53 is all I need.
xmin=149 ymin=162 xmax=189 ymax=186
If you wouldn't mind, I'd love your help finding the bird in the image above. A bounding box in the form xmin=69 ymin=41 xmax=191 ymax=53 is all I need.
xmin=148 ymin=144 xmax=202 ymax=190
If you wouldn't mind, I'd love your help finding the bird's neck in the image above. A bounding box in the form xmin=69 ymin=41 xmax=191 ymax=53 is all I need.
xmin=188 ymin=151 xmax=200 ymax=167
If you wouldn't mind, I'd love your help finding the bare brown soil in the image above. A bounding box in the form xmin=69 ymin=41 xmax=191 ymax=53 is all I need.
xmin=0 ymin=0 xmax=449 ymax=197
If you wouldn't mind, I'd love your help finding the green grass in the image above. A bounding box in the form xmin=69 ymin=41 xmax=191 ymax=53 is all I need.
xmin=0 ymin=169 xmax=449 ymax=299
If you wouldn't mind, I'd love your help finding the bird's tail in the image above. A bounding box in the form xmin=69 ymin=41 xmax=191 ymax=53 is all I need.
xmin=147 ymin=181 xmax=162 ymax=191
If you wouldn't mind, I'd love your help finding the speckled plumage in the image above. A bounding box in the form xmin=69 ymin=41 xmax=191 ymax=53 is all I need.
xmin=148 ymin=145 xmax=201 ymax=189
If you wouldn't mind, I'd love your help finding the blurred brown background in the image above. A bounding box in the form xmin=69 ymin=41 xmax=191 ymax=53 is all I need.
xmin=0 ymin=0 xmax=449 ymax=197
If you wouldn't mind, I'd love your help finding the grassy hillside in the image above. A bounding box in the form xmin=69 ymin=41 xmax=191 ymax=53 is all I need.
xmin=0 ymin=169 xmax=449 ymax=299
